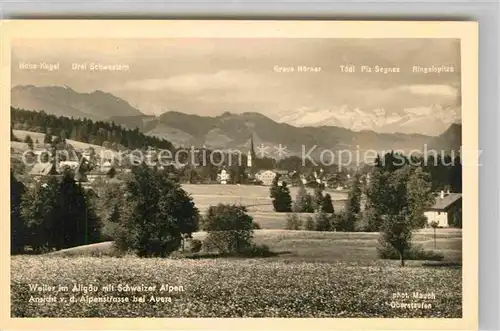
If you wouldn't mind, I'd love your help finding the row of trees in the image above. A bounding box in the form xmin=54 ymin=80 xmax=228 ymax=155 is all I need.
xmin=11 ymin=164 xmax=254 ymax=257
xmin=271 ymin=174 xmax=357 ymax=232
xmin=12 ymin=107 xmax=174 ymax=151
xmin=374 ymin=152 xmax=462 ymax=192
xmin=273 ymin=152 xmax=442 ymax=266
xmin=12 ymin=162 xmax=260 ymax=258
xmin=270 ymin=177 xmax=335 ymax=214
xmin=11 ymin=170 xmax=101 ymax=254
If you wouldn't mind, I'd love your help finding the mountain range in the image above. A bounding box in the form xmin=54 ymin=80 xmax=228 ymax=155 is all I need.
xmin=272 ymin=105 xmax=461 ymax=136
xmin=11 ymin=85 xmax=461 ymax=158
xmin=12 ymin=85 xmax=143 ymax=120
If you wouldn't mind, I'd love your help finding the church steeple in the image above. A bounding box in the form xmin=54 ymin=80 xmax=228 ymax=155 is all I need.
xmin=250 ymin=134 xmax=255 ymax=158
xmin=247 ymin=134 xmax=255 ymax=168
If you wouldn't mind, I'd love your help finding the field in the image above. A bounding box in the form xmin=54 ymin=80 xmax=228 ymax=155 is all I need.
xmin=48 ymin=228 xmax=463 ymax=262
xmin=11 ymin=229 xmax=462 ymax=318
xmin=182 ymin=184 xmax=348 ymax=228
xmin=13 ymin=130 xmax=105 ymax=153
xmin=9 ymin=135 xmax=462 ymax=318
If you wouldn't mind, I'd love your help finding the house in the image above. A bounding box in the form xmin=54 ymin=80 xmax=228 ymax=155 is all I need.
xmin=254 ymin=169 xmax=289 ymax=186
xmin=81 ymin=151 xmax=92 ymax=161
xmin=29 ymin=163 xmax=61 ymax=181
xmin=255 ymin=170 xmax=277 ymax=186
xmin=424 ymin=191 xmax=462 ymax=227
xmin=86 ymin=162 xmax=116 ymax=183
xmin=58 ymin=161 xmax=80 ymax=171
xmin=217 ymin=168 xmax=230 ymax=184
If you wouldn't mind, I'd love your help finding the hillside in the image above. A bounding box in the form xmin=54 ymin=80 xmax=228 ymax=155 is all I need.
xmin=111 ymin=111 xmax=434 ymax=158
xmin=12 ymin=85 xmax=143 ymax=121
xmin=12 ymin=130 xmax=106 ymax=153
xmin=427 ymin=123 xmax=462 ymax=154
xmin=11 ymin=107 xmax=174 ymax=151
xmin=12 ymin=85 xmax=459 ymax=158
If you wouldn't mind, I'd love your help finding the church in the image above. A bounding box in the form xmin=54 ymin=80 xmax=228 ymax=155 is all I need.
xmin=245 ymin=134 xmax=291 ymax=186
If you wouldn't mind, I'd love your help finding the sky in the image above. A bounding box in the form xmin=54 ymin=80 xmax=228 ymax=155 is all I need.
xmin=11 ymin=38 xmax=461 ymax=133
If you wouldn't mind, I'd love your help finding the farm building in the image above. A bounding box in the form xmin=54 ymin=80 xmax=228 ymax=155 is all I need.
xmin=424 ymin=191 xmax=462 ymax=228
xmin=87 ymin=166 xmax=116 ymax=183
xmin=29 ymin=163 xmax=61 ymax=181
xmin=59 ymin=160 xmax=80 ymax=170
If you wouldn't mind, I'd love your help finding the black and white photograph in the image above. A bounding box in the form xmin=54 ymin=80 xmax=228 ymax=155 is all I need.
xmin=4 ymin=20 xmax=478 ymax=328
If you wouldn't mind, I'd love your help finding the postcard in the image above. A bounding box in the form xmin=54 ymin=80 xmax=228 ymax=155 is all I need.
xmin=1 ymin=20 xmax=478 ymax=330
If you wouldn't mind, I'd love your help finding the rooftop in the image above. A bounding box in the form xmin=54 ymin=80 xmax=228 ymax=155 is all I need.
xmin=428 ymin=192 xmax=462 ymax=211
xmin=29 ymin=163 xmax=58 ymax=176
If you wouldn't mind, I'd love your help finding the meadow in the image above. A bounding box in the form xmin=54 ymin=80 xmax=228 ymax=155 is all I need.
xmin=10 ymin=137 xmax=462 ymax=318
xmin=11 ymin=229 xmax=462 ymax=318
xmin=182 ymin=183 xmax=348 ymax=217
xmin=13 ymin=130 xmax=105 ymax=153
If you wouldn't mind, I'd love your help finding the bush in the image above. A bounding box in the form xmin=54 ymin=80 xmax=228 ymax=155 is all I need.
xmin=202 ymin=204 xmax=254 ymax=254
xmin=304 ymin=215 xmax=315 ymax=230
xmin=252 ymin=221 xmax=261 ymax=230
xmin=377 ymin=239 xmax=444 ymax=261
xmin=314 ymin=212 xmax=332 ymax=231
xmin=293 ymin=185 xmax=314 ymax=213
xmin=238 ymin=244 xmax=275 ymax=257
xmin=189 ymin=239 xmax=202 ymax=253
xmin=285 ymin=213 xmax=303 ymax=230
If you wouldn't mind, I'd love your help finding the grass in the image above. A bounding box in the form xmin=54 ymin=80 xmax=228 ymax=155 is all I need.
xmin=13 ymin=130 xmax=105 ymax=152
xmin=12 ymin=229 xmax=462 ymax=318
xmin=11 ymin=256 xmax=462 ymax=318
xmin=182 ymin=184 xmax=348 ymax=213
xmin=10 ymin=133 xmax=462 ymax=318
xmin=49 ymin=229 xmax=462 ymax=263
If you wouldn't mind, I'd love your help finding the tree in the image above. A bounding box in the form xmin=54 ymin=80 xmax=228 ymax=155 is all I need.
xmin=270 ymin=176 xmax=292 ymax=212
xmin=60 ymin=130 xmax=67 ymax=144
xmin=202 ymin=204 xmax=254 ymax=254
xmin=21 ymin=177 xmax=60 ymax=252
xmin=360 ymin=206 xmax=382 ymax=232
xmin=20 ymin=170 xmax=102 ymax=252
xmin=314 ymin=212 xmax=332 ymax=231
xmin=304 ymin=215 xmax=315 ymax=231
xmin=108 ymin=203 xmax=121 ymax=224
xmin=160 ymin=177 xmax=200 ymax=250
xmin=24 ymin=135 xmax=34 ymax=150
xmin=293 ymin=185 xmax=314 ymax=213
xmin=449 ymin=155 xmax=462 ymax=193
xmin=379 ymin=208 xmax=413 ymax=267
xmin=346 ymin=174 xmax=362 ymax=214
xmin=430 ymin=220 xmax=439 ymax=249
xmin=368 ymin=156 xmax=435 ymax=266
xmin=321 ymin=193 xmax=335 ymax=213
xmin=56 ymin=171 xmax=101 ymax=248
xmin=343 ymin=175 xmax=362 ymax=231
xmin=406 ymin=167 xmax=435 ymax=228
xmin=313 ymin=185 xmax=324 ymax=212
xmin=11 ymin=171 xmax=25 ymax=254
xmin=43 ymin=131 xmax=53 ymax=144
xmin=11 ymin=127 xmax=19 ymax=141
xmin=115 ymin=163 xmax=199 ymax=257
xmin=285 ymin=213 xmax=303 ymax=230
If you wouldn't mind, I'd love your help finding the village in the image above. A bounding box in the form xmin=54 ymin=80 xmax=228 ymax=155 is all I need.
xmin=20 ymin=133 xmax=462 ymax=229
